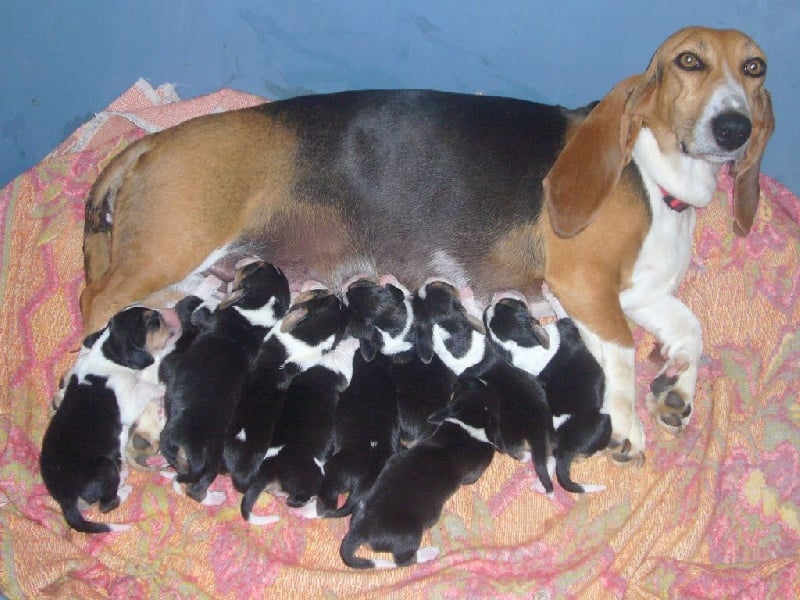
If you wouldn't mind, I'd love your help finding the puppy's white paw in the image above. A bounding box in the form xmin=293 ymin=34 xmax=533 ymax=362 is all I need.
xmin=247 ymin=513 xmax=280 ymax=526
xmin=290 ymin=498 xmax=320 ymax=519
xmin=201 ymin=490 xmax=226 ymax=507
xmin=372 ymin=558 xmax=397 ymax=569
xmin=108 ymin=523 xmax=132 ymax=533
xmin=416 ymin=546 xmax=440 ymax=563
xmin=577 ymin=483 xmax=606 ymax=493
xmin=117 ymin=484 xmax=133 ymax=503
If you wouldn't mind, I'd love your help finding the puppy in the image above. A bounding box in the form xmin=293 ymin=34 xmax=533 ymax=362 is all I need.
xmin=415 ymin=279 xmax=556 ymax=494
xmin=224 ymin=286 xmax=344 ymax=492
xmin=240 ymin=290 xmax=356 ymax=523
xmin=126 ymin=294 xmax=204 ymax=469
xmin=340 ymin=376 xmax=500 ymax=569
xmin=40 ymin=306 xmax=180 ymax=532
xmin=315 ymin=278 xmax=407 ymax=517
xmin=159 ymin=261 xmax=289 ymax=503
xmin=344 ymin=277 xmax=454 ymax=445
xmin=486 ymin=294 xmax=611 ymax=493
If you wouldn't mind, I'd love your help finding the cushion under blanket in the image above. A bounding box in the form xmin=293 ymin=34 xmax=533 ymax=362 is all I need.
xmin=0 ymin=80 xmax=798 ymax=599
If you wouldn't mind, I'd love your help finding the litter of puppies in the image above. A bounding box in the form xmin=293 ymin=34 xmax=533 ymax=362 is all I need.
xmin=41 ymin=261 xmax=610 ymax=568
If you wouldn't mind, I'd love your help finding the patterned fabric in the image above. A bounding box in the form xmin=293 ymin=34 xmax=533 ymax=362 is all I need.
xmin=0 ymin=81 xmax=797 ymax=599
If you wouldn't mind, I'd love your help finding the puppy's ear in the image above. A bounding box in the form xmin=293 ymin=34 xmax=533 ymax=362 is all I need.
xmin=190 ymin=307 xmax=216 ymax=331
xmin=427 ymin=405 xmax=454 ymax=425
xmin=83 ymin=327 xmax=106 ymax=349
xmin=102 ymin=334 xmax=154 ymax=370
xmin=279 ymin=307 xmax=309 ymax=333
xmin=732 ymin=87 xmax=774 ymax=236
xmin=415 ymin=320 xmax=435 ymax=364
xmin=217 ymin=288 xmax=246 ymax=310
xmin=544 ymin=73 xmax=651 ymax=238
xmin=359 ymin=331 xmax=379 ymax=362
xmin=467 ymin=314 xmax=486 ymax=335
xmin=529 ymin=318 xmax=550 ymax=350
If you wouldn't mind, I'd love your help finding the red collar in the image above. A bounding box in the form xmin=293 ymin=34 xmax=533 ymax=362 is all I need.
xmin=658 ymin=185 xmax=691 ymax=213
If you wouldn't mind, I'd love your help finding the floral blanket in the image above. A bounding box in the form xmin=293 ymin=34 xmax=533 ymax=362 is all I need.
xmin=1 ymin=81 xmax=798 ymax=599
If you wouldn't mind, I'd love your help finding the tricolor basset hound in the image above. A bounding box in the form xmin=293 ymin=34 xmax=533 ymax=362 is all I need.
xmin=79 ymin=27 xmax=774 ymax=464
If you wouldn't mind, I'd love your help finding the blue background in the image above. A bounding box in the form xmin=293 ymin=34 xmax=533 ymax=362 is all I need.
xmin=1 ymin=1 xmax=798 ymax=192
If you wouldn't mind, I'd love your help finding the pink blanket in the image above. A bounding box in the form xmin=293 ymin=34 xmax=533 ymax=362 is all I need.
xmin=1 ymin=80 xmax=798 ymax=598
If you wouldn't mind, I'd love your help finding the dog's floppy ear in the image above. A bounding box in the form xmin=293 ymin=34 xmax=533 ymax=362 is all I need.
xmin=427 ymin=404 xmax=454 ymax=426
xmin=528 ymin=317 xmax=550 ymax=350
xmin=279 ymin=306 xmax=309 ymax=333
xmin=82 ymin=327 xmax=106 ymax=349
xmin=732 ymin=87 xmax=775 ymax=236
xmin=415 ymin=318 xmax=435 ymax=365
xmin=544 ymin=73 xmax=651 ymax=238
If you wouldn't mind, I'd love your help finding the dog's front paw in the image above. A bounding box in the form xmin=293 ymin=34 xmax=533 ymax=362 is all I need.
xmin=646 ymin=358 xmax=695 ymax=434
xmin=606 ymin=411 xmax=646 ymax=467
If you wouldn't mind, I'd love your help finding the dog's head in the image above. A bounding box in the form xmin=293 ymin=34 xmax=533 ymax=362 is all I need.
xmin=545 ymin=26 xmax=774 ymax=237
xmin=280 ymin=288 xmax=349 ymax=346
xmin=413 ymin=280 xmax=485 ymax=366
xmin=484 ymin=295 xmax=550 ymax=351
xmin=344 ymin=276 xmax=414 ymax=361
xmin=84 ymin=305 xmax=181 ymax=370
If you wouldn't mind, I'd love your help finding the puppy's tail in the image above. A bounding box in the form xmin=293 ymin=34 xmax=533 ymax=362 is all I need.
xmin=531 ymin=434 xmax=554 ymax=495
xmin=61 ymin=502 xmax=112 ymax=534
xmin=339 ymin=528 xmax=375 ymax=569
xmin=83 ymin=136 xmax=154 ymax=284
xmin=240 ymin=459 xmax=275 ymax=523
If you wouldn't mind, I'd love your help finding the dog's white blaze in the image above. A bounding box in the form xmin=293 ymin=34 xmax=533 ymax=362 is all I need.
xmin=264 ymin=445 xmax=284 ymax=460
xmin=552 ymin=414 xmax=571 ymax=429
xmin=269 ymin=328 xmax=337 ymax=373
xmin=317 ymin=337 xmax=359 ymax=383
xmin=444 ymin=417 xmax=491 ymax=444
xmin=491 ymin=322 xmax=561 ymax=376
xmin=693 ymin=67 xmax=751 ymax=160
xmin=236 ymin=428 xmax=247 ymax=442
xmin=432 ymin=325 xmax=486 ymax=375
xmin=234 ymin=296 xmax=281 ymax=329
xmin=314 ymin=457 xmax=326 ymax=475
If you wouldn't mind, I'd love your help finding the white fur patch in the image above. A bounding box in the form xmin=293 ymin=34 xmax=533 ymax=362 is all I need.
xmin=234 ymin=297 xmax=281 ymax=329
xmin=491 ymin=322 xmax=560 ymax=376
xmin=248 ymin=513 xmax=280 ymax=526
xmin=432 ymin=325 xmax=486 ymax=376
xmin=444 ymin=417 xmax=491 ymax=445
xmin=264 ymin=445 xmax=285 ymax=460
xmin=236 ymin=428 xmax=247 ymax=442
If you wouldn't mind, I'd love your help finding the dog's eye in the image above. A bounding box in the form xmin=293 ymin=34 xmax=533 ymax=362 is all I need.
xmin=742 ymin=57 xmax=766 ymax=78
xmin=675 ymin=52 xmax=704 ymax=71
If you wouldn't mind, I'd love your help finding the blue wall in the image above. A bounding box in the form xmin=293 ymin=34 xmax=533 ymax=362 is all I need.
xmin=2 ymin=1 xmax=798 ymax=192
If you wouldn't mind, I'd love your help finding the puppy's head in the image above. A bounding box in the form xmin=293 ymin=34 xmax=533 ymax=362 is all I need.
xmin=281 ymin=288 xmax=348 ymax=346
xmin=414 ymin=280 xmax=484 ymax=365
xmin=428 ymin=377 xmax=501 ymax=448
xmin=484 ymin=295 xmax=550 ymax=351
xmin=86 ymin=306 xmax=181 ymax=370
xmin=218 ymin=261 xmax=291 ymax=318
xmin=344 ymin=277 xmax=414 ymax=361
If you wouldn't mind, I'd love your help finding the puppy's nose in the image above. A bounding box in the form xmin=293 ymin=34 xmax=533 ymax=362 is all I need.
xmin=711 ymin=111 xmax=752 ymax=151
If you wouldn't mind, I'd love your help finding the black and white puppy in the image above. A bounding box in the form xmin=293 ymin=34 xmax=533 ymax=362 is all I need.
xmin=345 ymin=276 xmax=455 ymax=445
xmin=224 ymin=286 xmax=346 ymax=494
xmin=415 ymin=279 xmax=556 ymax=494
xmin=314 ymin=278 xmax=405 ymax=518
xmin=240 ymin=289 xmax=357 ymax=524
xmin=126 ymin=294 xmax=204 ymax=469
xmin=159 ymin=261 xmax=289 ymax=504
xmin=485 ymin=294 xmax=611 ymax=493
xmin=40 ymin=305 xmax=181 ymax=533
xmin=339 ymin=376 xmax=500 ymax=569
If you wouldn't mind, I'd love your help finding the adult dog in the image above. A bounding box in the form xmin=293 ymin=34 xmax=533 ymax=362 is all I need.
xmin=79 ymin=27 xmax=773 ymax=463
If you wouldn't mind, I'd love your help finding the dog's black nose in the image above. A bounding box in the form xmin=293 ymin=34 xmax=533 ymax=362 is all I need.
xmin=711 ymin=111 xmax=752 ymax=151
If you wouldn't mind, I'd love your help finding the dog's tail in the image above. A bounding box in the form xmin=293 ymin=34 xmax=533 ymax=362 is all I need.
xmin=531 ymin=432 xmax=555 ymax=495
xmin=339 ymin=527 xmax=375 ymax=569
xmin=83 ymin=136 xmax=154 ymax=285
xmin=60 ymin=501 xmax=113 ymax=534
xmin=240 ymin=459 xmax=276 ymax=524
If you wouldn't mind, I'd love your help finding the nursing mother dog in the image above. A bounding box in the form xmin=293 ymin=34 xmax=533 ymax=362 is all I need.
xmin=80 ymin=27 xmax=773 ymax=464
